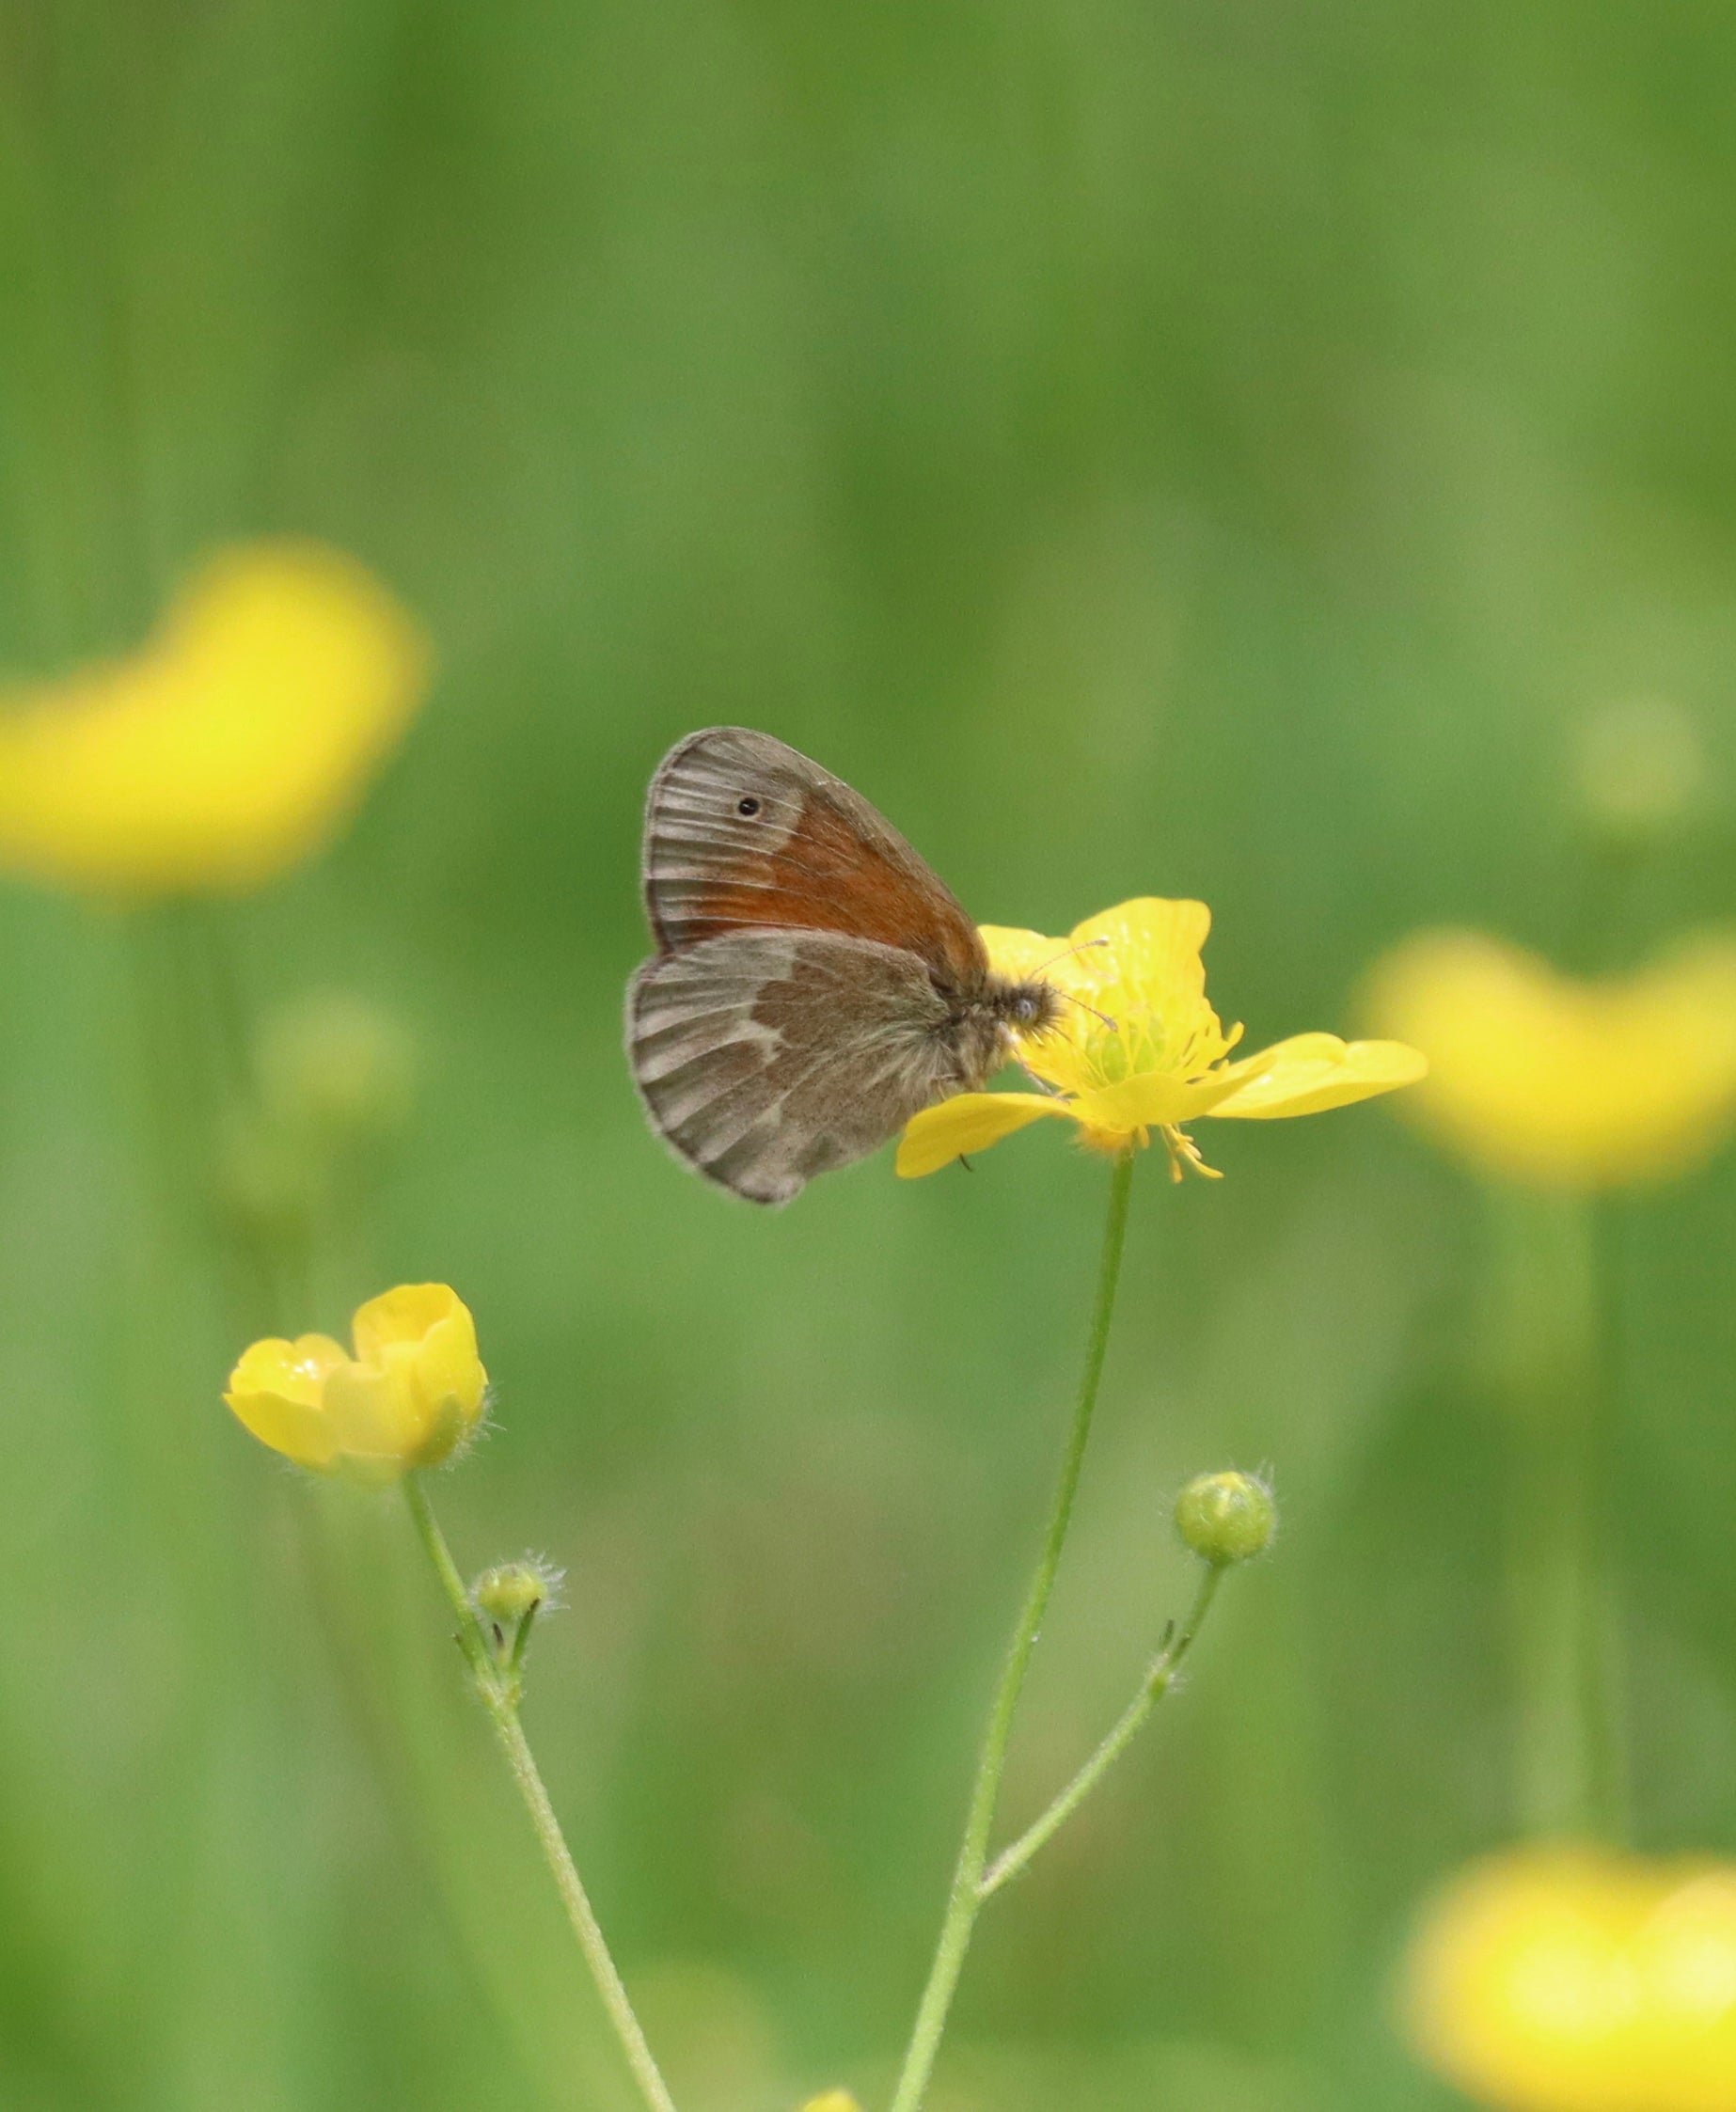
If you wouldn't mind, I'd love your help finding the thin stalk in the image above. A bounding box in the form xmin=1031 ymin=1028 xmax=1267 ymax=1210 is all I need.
xmin=980 ymin=1564 xmax=1223 ymax=1899
xmin=402 ymin=1474 xmax=495 ymax=1683
xmin=402 ymin=1476 xmax=680 ymax=2112
xmin=1486 ymin=1188 xmax=1622 ymax=1840
xmin=888 ymin=1151 xmax=1135 ymax=2112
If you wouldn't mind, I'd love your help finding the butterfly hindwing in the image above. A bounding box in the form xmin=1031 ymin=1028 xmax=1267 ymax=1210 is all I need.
xmin=627 ymin=928 xmax=963 ymax=1204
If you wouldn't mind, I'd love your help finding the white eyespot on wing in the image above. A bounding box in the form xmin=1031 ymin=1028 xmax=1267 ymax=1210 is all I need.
xmin=626 ymin=930 xmax=962 ymax=1204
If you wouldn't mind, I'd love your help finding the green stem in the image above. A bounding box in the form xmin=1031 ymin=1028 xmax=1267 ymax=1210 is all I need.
xmin=979 ymin=1564 xmax=1223 ymax=1899
xmin=402 ymin=1477 xmax=680 ymax=2112
xmin=888 ymin=1151 xmax=1136 ymax=2112
xmin=184 ymin=899 xmax=259 ymax=1110
xmin=1487 ymin=1188 xmax=1622 ymax=1840
xmin=402 ymin=1475 xmax=494 ymax=1680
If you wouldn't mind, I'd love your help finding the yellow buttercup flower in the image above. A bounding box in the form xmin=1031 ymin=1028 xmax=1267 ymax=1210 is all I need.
xmin=1404 ymin=1846 xmax=1736 ymax=2112
xmin=1364 ymin=929 xmax=1736 ymax=1189
xmin=0 ymin=541 xmax=431 ymax=894
xmin=225 ymin=1284 xmax=487 ymax=1483
xmin=896 ymin=898 xmax=1426 ymax=1179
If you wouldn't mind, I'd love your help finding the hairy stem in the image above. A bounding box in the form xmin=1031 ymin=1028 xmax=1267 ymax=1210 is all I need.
xmin=403 ymin=1476 xmax=680 ymax=2112
xmin=1487 ymin=1189 xmax=1622 ymax=1840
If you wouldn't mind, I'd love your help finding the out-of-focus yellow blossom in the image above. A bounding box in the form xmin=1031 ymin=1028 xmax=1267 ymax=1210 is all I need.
xmin=0 ymin=541 xmax=430 ymax=894
xmin=1364 ymin=930 xmax=1736 ymax=1189
xmin=1405 ymin=1846 xmax=1736 ymax=2112
xmin=797 ymin=2096 xmax=861 ymax=2112
xmin=225 ymin=1284 xmax=486 ymax=1482
xmin=897 ymin=898 xmax=1426 ymax=1179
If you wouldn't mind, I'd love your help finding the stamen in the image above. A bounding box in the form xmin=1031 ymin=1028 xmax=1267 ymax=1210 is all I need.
xmin=1160 ymin=1125 xmax=1223 ymax=1182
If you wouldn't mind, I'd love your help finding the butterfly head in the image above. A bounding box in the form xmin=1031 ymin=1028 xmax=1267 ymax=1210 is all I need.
xmin=978 ymin=972 xmax=1069 ymax=1060
xmin=935 ymin=973 xmax=1062 ymax=1094
xmin=999 ymin=979 xmax=1066 ymax=1034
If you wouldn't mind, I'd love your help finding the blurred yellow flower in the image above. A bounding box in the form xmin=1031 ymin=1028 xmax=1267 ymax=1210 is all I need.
xmin=225 ymin=1283 xmax=486 ymax=1482
xmin=897 ymin=898 xmax=1426 ymax=1179
xmin=0 ymin=541 xmax=430 ymax=894
xmin=797 ymin=2097 xmax=861 ymax=2112
xmin=1405 ymin=1846 xmax=1736 ymax=2112
xmin=1364 ymin=930 xmax=1736 ymax=1189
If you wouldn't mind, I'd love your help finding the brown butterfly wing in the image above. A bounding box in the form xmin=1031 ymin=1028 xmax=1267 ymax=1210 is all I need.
xmin=628 ymin=929 xmax=970 ymax=1203
xmin=641 ymin=727 xmax=987 ymax=988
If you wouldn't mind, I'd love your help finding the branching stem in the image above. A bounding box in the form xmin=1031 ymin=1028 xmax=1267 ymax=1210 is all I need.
xmin=887 ymin=1152 xmax=1135 ymax=2112
xmin=979 ymin=1563 xmax=1223 ymax=1899
xmin=402 ymin=1475 xmax=680 ymax=2112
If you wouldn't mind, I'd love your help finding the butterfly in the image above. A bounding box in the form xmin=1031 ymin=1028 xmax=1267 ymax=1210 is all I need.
xmin=626 ymin=727 xmax=1066 ymax=1204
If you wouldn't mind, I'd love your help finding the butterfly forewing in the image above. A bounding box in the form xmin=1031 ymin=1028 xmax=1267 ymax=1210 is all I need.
xmin=642 ymin=727 xmax=986 ymax=988
xmin=628 ymin=930 xmax=964 ymax=1203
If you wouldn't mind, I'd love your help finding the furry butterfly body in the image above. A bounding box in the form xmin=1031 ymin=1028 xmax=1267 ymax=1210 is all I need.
xmin=627 ymin=728 xmax=1063 ymax=1203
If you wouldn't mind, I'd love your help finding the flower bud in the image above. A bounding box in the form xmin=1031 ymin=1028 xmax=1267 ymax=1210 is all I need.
xmin=473 ymin=1559 xmax=563 ymax=1627
xmin=1175 ymin=1471 xmax=1276 ymax=1566
xmin=258 ymin=991 xmax=416 ymax=1143
xmin=1572 ymin=696 xmax=1708 ymax=847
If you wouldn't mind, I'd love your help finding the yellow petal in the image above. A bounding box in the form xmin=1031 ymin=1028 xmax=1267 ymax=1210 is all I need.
xmin=1207 ymin=1033 xmax=1428 ymax=1120
xmin=223 ymin=1388 xmax=339 ymax=1470
xmin=0 ymin=542 xmax=431 ymax=894
xmin=979 ymin=924 xmax=1067 ymax=984
xmin=895 ymin=1092 xmax=1075 ymax=1177
xmin=1404 ymin=1847 xmax=1736 ymax=2112
xmin=1069 ymin=1067 xmax=1249 ymax=1131
xmin=797 ymin=2096 xmax=862 ymax=2112
xmin=321 ymin=1360 xmax=426 ymax=1482
xmin=352 ymin=1282 xmax=472 ymax=1363
xmin=227 ymin=1332 xmax=349 ymax=1407
xmin=410 ymin=1305 xmax=489 ymax=1424
xmin=1635 ymin=1870 xmax=1736 ymax=2106
xmin=1067 ymin=896 xmax=1213 ymax=985
xmin=351 ymin=1283 xmax=487 ymax=1468
xmin=223 ymin=1332 xmax=349 ymax=1470
xmin=1365 ymin=929 xmax=1736 ymax=1188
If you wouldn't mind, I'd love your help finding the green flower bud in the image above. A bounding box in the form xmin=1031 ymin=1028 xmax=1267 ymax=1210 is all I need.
xmin=1175 ymin=1471 xmax=1276 ymax=1566
xmin=1572 ymin=697 xmax=1707 ymax=848
xmin=258 ymin=992 xmax=416 ymax=1143
xmin=472 ymin=1558 xmax=562 ymax=1627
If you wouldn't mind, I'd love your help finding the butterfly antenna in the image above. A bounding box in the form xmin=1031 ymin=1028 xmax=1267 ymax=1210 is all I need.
xmin=1061 ymin=989 xmax=1118 ymax=1032
xmin=1032 ymin=935 xmax=1111 ymax=977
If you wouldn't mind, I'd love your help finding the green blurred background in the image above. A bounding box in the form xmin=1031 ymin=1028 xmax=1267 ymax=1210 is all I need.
xmin=4 ymin=3 xmax=1736 ymax=2107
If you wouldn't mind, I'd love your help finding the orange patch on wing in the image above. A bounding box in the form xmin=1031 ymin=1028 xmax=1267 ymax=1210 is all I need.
xmin=678 ymin=790 xmax=983 ymax=984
